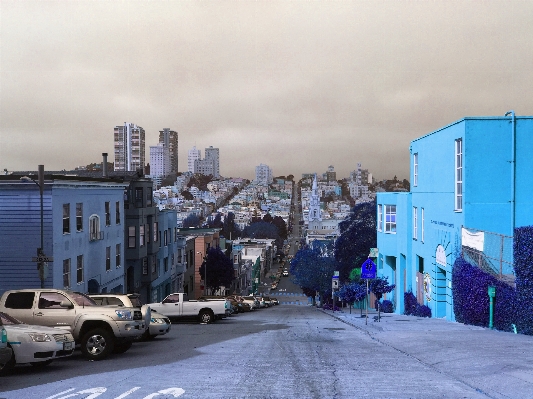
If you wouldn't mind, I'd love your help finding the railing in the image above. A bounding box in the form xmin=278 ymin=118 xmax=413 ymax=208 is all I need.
xmin=461 ymin=226 xmax=514 ymax=286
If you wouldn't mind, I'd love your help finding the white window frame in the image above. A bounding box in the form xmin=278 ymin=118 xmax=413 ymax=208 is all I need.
xmin=421 ymin=208 xmax=425 ymax=242
xmin=116 ymin=243 xmax=121 ymax=268
xmin=413 ymin=153 xmax=418 ymax=187
xmin=377 ymin=204 xmax=383 ymax=232
xmin=106 ymin=246 xmax=111 ymax=271
xmin=76 ymin=255 xmax=84 ymax=284
xmin=384 ymin=205 xmax=396 ymax=233
xmin=455 ymin=138 xmax=463 ymax=211
xmin=413 ymin=206 xmax=418 ymax=240
xmin=63 ymin=258 xmax=71 ymax=289
xmin=89 ymin=215 xmax=100 ymax=241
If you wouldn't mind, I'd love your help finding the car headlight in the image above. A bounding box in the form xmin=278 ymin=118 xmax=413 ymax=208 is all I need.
xmin=28 ymin=333 xmax=52 ymax=342
xmin=151 ymin=318 xmax=165 ymax=324
xmin=115 ymin=310 xmax=133 ymax=320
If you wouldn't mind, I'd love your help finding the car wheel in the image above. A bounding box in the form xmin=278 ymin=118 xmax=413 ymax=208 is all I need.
xmin=0 ymin=346 xmax=15 ymax=376
xmin=199 ymin=310 xmax=214 ymax=324
xmin=30 ymin=359 xmax=53 ymax=367
xmin=112 ymin=341 xmax=132 ymax=354
xmin=80 ymin=328 xmax=115 ymax=360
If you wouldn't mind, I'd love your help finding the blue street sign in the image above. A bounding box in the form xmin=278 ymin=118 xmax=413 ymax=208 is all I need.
xmin=361 ymin=258 xmax=377 ymax=279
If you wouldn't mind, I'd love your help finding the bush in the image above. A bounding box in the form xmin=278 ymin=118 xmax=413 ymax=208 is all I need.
xmin=414 ymin=304 xmax=432 ymax=318
xmin=404 ymin=291 xmax=418 ymax=316
xmin=322 ymin=303 xmax=341 ymax=311
xmin=380 ymin=300 xmax=394 ymax=313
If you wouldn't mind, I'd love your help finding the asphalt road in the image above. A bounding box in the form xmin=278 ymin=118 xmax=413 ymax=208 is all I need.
xmin=0 ymin=303 xmax=518 ymax=399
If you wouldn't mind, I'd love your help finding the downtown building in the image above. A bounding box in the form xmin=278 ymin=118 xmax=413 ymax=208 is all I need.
xmin=158 ymin=128 xmax=179 ymax=174
xmin=255 ymin=163 xmax=273 ymax=185
xmin=114 ymin=122 xmax=146 ymax=172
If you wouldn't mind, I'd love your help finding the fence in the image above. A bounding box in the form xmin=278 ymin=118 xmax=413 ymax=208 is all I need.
xmin=461 ymin=226 xmax=514 ymax=285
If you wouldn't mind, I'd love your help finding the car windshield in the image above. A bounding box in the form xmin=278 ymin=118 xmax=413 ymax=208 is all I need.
xmin=0 ymin=312 xmax=22 ymax=325
xmin=70 ymin=292 xmax=97 ymax=306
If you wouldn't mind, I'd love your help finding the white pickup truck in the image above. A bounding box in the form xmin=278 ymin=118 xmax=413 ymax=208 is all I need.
xmin=148 ymin=293 xmax=231 ymax=324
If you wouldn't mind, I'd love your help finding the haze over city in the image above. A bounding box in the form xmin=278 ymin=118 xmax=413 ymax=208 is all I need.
xmin=1 ymin=1 xmax=532 ymax=180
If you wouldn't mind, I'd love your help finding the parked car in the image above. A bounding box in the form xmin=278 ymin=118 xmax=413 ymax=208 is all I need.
xmin=262 ymin=297 xmax=273 ymax=307
xmin=283 ymin=270 xmax=289 ymax=277
xmin=242 ymin=296 xmax=260 ymax=310
xmin=254 ymin=296 xmax=267 ymax=308
xmin=0 ymin=323 xmax=13 ymax=375
xmin=0 ymin=289 xmax=144 ymax=360
xmin=270 ymin=298 xmax=279 ymax=306
xmin=0 ymin=312 xmax=74 ymax=375
xmin=89 ymin=294 xmax=170 ymax=341
xmin=149 ymin=293 xmax=231 ymax=323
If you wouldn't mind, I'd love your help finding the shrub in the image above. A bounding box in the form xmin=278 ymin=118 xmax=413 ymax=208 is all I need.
xmin=322 ymin=303 xmax=341 ymax=311
xmin=414 ymin=304 xmax=432 ymax=318
xmin=381 ymin=300 xmax=394 ymax=313
xmin=404 ymin=291 xmax=418 ymax=316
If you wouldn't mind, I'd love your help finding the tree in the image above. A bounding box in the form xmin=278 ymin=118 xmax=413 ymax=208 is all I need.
xmin=262 ymin=213 xmax=273 ymax=223
xmin=182 ymin=214 xmax=200 ymax=228
xmin=207 ymin=213 xmax=223 ymax=229
xmin=199 ymin=247 xmax=235 ymax=294
xmin=181 ymin=190 xmax=194 ymax=200
xmin=271 ymin=216 xmax=288 ymax=240
xmin=334 ymin=200 xmax=377 ymax=282
xmin=290 ymin=242 xmax=340 ymax=301
xmin=335 ymin=282 xmax=368 ymax=314
xmin=243 ymin=221 xmax=279 ymax=240
xmin=370 ymin=276 xmax=395 ymax=314
xmin=221 ymin=212 xmax=241 ymax=239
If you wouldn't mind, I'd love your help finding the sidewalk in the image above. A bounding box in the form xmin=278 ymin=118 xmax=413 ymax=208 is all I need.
xmin=320 ymin=307 xmax=533 ymax=399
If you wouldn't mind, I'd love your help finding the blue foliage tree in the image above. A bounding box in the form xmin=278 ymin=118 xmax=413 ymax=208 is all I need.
xmin=335 ymin=282 xmax=368 ymax=314
xmin=334 ymin=200 xmax=377 ymax=282
xmin=221 ymin=212 xmax=241 ymax=239
xmin=199 ymin=246 xmax=235 ymax=294
xmin=290 ymin=242 xmax=340 ymax=301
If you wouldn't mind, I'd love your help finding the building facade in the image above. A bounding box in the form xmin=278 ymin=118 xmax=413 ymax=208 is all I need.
xmin=0 ymin=174 xmax=128 ymax=296
xmin=204 ymin=146 xmax=220 ymax=178
xmin=158 ymin=128 xmax=178 ymax=174
xmin=187 ymin=146 xmax=201 ymax=173
xmin=255 ymin=163 xmax=273 ymax=185
xmin=114 ymin=122 xmax=146 ymax=172
xmin=376 ymin=114 xmax=533 ymax=320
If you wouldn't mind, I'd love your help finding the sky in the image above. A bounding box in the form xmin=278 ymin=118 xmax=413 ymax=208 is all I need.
xmin=1 ymin=1 xmax=532 ymax=181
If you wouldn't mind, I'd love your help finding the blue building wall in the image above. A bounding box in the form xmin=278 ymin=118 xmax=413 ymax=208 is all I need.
xmin=0 ymin=178 xmax=128 ymax=296
xmin=151 ymin=209 xmax=178 ymax=302
xmin=377 ymin=116 xmax=533 ymax=321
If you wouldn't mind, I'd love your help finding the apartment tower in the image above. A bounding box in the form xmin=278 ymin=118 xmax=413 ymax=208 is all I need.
xmin=114 ymin=122 xmax=146 ymax=172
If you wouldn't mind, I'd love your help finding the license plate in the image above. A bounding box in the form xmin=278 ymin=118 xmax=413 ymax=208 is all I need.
xmin=63 ymin=342 xmax=73 ymax=350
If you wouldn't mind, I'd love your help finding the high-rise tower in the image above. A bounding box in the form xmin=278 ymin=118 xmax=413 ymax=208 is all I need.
xmin=188 ymin=146 xmax=201 ymax=173
xmin=158 ymin=128 xmax=178 ymax=174
xmin=204 ymin=146 xmax=220 ymax=178
xmin=114 ymin=122 xmax=145 ymax=172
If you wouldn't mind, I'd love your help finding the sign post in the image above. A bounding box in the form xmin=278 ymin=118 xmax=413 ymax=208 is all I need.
xmin=361 ymin=258 xmax=377 ymax=325
xmin=332 ymin=271 xmax=339 ymax=312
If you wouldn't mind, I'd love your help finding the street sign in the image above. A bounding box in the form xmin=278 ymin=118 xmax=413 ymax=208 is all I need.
xmin=333 ymin=271 xmax=339 ymax=277
xmin=332 ymin=279 xmax=339 ymax=289
xmin=32 ymin=255 xmax=54 ymax=263
xmin=369 ymin=248 xmax=379 ymax=258
xmin=361 ymin=258 xmax=376 ymax=279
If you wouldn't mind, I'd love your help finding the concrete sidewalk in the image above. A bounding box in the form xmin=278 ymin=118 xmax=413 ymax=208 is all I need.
xmin=321 ymin=307 xmax=533 ymax=399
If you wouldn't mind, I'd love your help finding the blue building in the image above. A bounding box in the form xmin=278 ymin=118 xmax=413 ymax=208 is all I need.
xmin=0 ymin=173 xmax=128 ymax=295
xmin=376 ymin=114 xmax=533 ymax=320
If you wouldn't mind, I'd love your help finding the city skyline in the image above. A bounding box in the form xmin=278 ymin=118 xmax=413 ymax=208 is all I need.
xmin=1 ymin=1 xmax=532 ymax=180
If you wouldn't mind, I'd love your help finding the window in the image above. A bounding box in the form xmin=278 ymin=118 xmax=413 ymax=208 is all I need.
xmin=164 ymin=229 xmax=168 ymax=246
xmin=77 ymin=255 xmax=84 ymax=284
xmin=140 ymin=225 xmax=145 ymax=247
xmin=116 ymin=244 xmax=121 ymax=268
xmin=413 ymin=153 xmax=418 ymax=187
xmin=63 ymin=204 xmax=70 ymax=234
xmin=384 ymin=205 xmax=396 ymax=233
xmin=146 ymin=223 xmax=150 ymax=244
xmin=105 ymin=202 xmax=111 ymax=226
xmin=153 ymin=222 xmax=158 ymax=242
xmin=38 ymin=292 xmax=71 ymax=309
xmin=115 ymin=201 xmax=120 ymax=224
xmin=89 ymin=215 xmax=101 ymax=241
xmin=135 ymin=187 xmax=143 ymax=205
xmin=106 ymin=246 xmax=111 ymax=271
xmin=76 ymin=203 xmax=83 ymax=232
xmin=151 ymin=257 xmax=157 ymax=274
xmin=377 ymin=205 xmax=383 ymax=232
xmin=421 ymin=208 xmax=425 ymax=242
xmin=413 ymin=207 xmax=418 ymax=240
xmin=142 ymin=258 xmax=148 ymax=275
xmin=147 ymin=190 xmax=152 ymax=206
xmin=168 ymin=228 xmax=172 ymax=243
xmin=128 ymin=226 xmax=136 ymax=248
xmin=164 ymin=257 xmax=169 ymax=272
xmin=4 ymin=292 xmax=35 ymax=309
xmin=178 ymin=248 xmax=182 ymax=263
xmin=63 ymin=259 xmax=71 ymax=288
xmin=455 ymin=138 xmax=463 ymax=211
xmin=159 ymin=232 xmax=162 ymax=248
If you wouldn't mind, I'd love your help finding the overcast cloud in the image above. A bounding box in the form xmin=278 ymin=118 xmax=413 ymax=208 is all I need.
xmin=1 ymin=1 xmax=532 ymax=180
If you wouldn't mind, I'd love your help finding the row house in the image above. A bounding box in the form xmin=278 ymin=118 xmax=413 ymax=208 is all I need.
xmin=0 ymin=173 xmax=128 ymax=296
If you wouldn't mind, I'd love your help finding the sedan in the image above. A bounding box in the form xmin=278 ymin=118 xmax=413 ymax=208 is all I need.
xmin=0 ymin=312 xmax=74 ymax=375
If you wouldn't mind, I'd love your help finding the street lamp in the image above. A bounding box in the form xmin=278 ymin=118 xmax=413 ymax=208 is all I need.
xmin=197 ymin=251 xmax=206 ymax=295
xmin=20 ymin=165 xmax=50 ymax=288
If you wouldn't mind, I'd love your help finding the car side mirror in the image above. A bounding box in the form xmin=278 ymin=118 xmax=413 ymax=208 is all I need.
xmin=60 ymin=300 xmax=73 ymax=309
